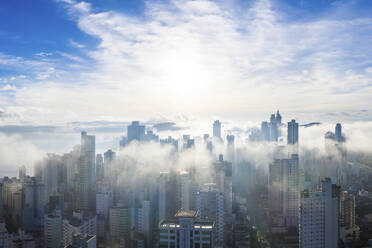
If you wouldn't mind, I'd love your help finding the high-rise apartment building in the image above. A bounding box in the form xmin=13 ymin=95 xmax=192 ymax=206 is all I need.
xmin=196 ymin=184 xmax=224 ymax=246
xmin=96 ymin=185 xmax=113 ymax=218
xmin=95 ymin=154 xmax=104 ymax=181
xmin=287 ymin=119 xmax=299 ymax=145
xmin=268 ymin=154 xmax=299 ymax=228
xmin=109 ymin=205 xmax=130 ymax=244
xmin=299 ymin=178 xmax=339 ymax=248
xmin=78 ymin=131 xmax=96 ymax=212
xmin=159 ymin=210 xmax=214 ymax=248
xmin=128 ymin=121 xmax=145 ymax=143
xmin=213 ymin=155 xmax=232 ymax=219
xmin=23 ymin=177 xmax=45 ymax=228
xmin=213 ymin=120 xmax=221 ymax=139
xmin=340 ymin=191 xmax=355 ymax=229
xmin=44 ymin=213 xmax=62 ymax=248
xmin=158 ymin=172 xmax=179 ymax=222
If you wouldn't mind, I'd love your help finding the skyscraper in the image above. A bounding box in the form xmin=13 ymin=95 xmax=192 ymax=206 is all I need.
xmin=270 ymin=114 xmax=278 ymax=141
xmin=335 ymin=123 xmax=342 ymax=142
xmin=196 ymin=184 xmax=225 ymax=246
xmin=276 ymin=110 xmax=282 ymax=125
xmin=158 ymin=172 xmax=179 ymax=222
xmin=109 ymin=205 xmax=130 ymax=244
xmin=268 ymin=154 xmax=299 ymax=228
xmin=127 ymin=121 xmax=145 ymax=143
xmin=95 ymin=154 xmax=104 ymax=181
xmin=44 ymin=213 xmax=62 ymax=248
xmin=340 ymin=191 xmax=355 ymax=229
xmin=213 ymin=155 xmax=233 ymax=219
xmin=299 ymin=178 xmax=339 ymax=248
xmin=23 ymin=177 xmax=45 ymax=227
xmin=261 ymin=121 xmax=270 ymax=141
xmin=78 ymin=131 xmax=96 ymax=212
xmin=287 ymin=119 xmax=299 ymax=145
xmin=226 ymin=135 xmax=234 ymax=146
xmin=213 ymin=120 xmax=221 ymax=139
xmin=19 ymin=165 xmax=26 ymax=181
xmin=103 ymin=149 xmax=115 ymax=180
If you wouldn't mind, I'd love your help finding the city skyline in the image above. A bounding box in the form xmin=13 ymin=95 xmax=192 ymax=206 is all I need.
xmin=0 ymin=1 xmax=372 ymax=247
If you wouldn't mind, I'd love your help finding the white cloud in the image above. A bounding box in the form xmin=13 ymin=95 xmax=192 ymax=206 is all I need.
xmin=35 ymin=52 xmax=53 ymax=57
xmin=0 ymin=133 xmax=44 ymax=176
xmin=69 ymin=39 xmax=85 ymax=48
xmin=0 ymin=0 xmax=372 ymax=125
xmin=0 ymin=84 xmax=17 ymax=91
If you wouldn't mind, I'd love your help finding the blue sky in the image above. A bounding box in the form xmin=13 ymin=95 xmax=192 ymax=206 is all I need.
xmin=0 ymin=0 xmax=372 ymax=127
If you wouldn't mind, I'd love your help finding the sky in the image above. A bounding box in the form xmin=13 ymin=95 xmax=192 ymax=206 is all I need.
xmin=0 ymin=0 xmax=372 ymax=166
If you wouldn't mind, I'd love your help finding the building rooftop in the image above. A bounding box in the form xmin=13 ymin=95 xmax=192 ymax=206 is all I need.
xmin=175 ymin=209 xmax=197 ymax=218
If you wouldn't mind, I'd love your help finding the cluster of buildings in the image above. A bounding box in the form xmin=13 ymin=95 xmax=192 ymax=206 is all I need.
xmin=0 ymin=112 xmax=371 ymax=248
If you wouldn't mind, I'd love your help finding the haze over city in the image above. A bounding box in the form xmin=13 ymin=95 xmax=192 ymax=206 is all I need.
xmin=0 ymin=0 xmax=372 ymax=248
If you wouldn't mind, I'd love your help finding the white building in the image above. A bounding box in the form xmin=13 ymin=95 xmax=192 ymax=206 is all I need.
xmin=159 ymin=210 xmax=214 ymax=248
xmin=299 ymin=178 xmax=339 ymax=248
xmin=44 ymin=213 xmax=62 ymax=248
xmin=62 ymin=212 xmax=96 ymax=247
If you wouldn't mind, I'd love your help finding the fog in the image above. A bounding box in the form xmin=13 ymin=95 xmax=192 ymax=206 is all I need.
xmin=1 ymin=120 xmax=372 ymax=178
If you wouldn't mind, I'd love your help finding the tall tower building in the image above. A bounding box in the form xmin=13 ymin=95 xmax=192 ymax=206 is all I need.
xmin=127 ymin=121 xmax=145 ymax=143
xmin=78 ymin=131 xmax=96 ymax=212
xmin=19 ymin=166 xmax=26 ymax=181
xmin=158 ymin=172 xmax=179 ymax=222
xmin=261 ymin=121 xmax=270 ymax=141
xmin=335 ymin=123 xmax=342 ymax=142
xmin=213 ymin=120 xmax=221 ymax=139
xmin=213 ymin=155 xmax=233 ymax=219
xmin=196 ymin=184 xmax=224 ymax=246
xmin=287 ymin=119 xmax=299 ymax=145
xmin=95 ymin=154 xmax=103 ymax=181
xmin=103 ymin=149 xmax=115 ymax=180
xmin=270 ymin=114 xmax=278 ymax=141
xmin=276 ymin=110 xmax=282 ymax=125
xmin=23 ymin=177 xmax=45 ymax=227
xmin=96 ymin=185 xmax=113 ymax=218
xmin=340 ymin=191 xmax=355 ymax=229
xmin=299 ymin=178 xmax=339 ymax=248
xmin=109 ymin=205 xmax=130 ymax=244
xmin=268 ymin=154 xmax=299 ymax=228
xmin=44 ymin=213 xmax=62 ymax=248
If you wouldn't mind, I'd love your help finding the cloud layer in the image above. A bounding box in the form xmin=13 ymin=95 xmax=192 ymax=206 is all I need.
xmin=0 ymin=0 xmax=371 ymax=125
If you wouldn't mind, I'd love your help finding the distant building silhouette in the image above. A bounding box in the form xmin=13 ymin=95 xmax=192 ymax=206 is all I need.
xmin=128 ymin=121 xmax=145 ymax=143
xmin=335 ymin=123 xmax=342 ymax=142
xmin=213 ymin=120 xmax=221 ymax=139
xmin=287 ymin=119 xmax=299 ymax=145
